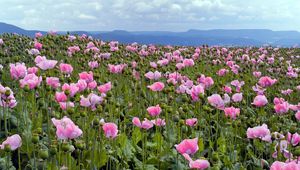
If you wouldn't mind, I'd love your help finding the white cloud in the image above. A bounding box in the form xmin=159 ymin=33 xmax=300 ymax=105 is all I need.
xmin=0 ymin=0 xmax=299 ymax=31
xmin=78 ymin=14 xmax=97 ymax=20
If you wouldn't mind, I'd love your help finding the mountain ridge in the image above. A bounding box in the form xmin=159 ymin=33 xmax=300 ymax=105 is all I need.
xmin=1 ymin=22 xmax=299 ymax=47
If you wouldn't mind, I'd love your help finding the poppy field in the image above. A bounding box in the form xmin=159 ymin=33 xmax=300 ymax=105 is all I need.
xmin=0 ymin=32 xmax=300 ymax=170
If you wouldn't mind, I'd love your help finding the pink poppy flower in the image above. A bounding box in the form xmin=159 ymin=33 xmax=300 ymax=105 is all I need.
xmin=197 ymin=75 xmax=214 ymax=88
xmin=86 ymin=42 xmax=95 ymax=49
xmin=0 ymin=84 xmax=17 ymax=108
xmin=290 ymin=133 xmax=300 ymax=146
xmin=182 ymin=154 xmax=210 ymax=170
xmin=297 ymin=85 xmax=300 ymax=91
xmin=10 ymin=63 xmax=27 ymax=80
xmin=51 ymin=116 xmax=83 ymax=140
xmin=108 ymin=64 xmax=126 ymax=74
xmin=80 ymin=93 xmax=103 ymax=111
xmin=176 ymin=85 xmax=189 ymax=94
xmin=147 ymin=105 xmax=162 ymax=117
xmin=144 ymin=71 xmax=161 ymax=80
xmin=28 ymin=48 xmax=40 ymax=55
xmin=175 ymin=138 xmax=198 ymax=155
xmin=296 ymin=111 xmax=300 ymax=121
xmin=150 ymin=62 xmax=157 ymax=68
xmin=270 ymin=161 xmax=300 ymax=170
xmin=27 ymin=66 xmax=38 ymax=74
xmin=258 ymin=76 xmax=277 ymax=88
xmin=19 ymin=73 xmax=42 ymax=89
xmin=131 ymin=61 xmax=137 ymax=68
xmin=132 ymin=117 xmax=153 ymax=130
xmin=59 ymin=102 xmax=74 ymax=110
xmin=190 ymin=85 xmax=205 ymax=101
xmin=79 ymin=71 xmax=94 ymax=83
xmin=88 ymin=81 xmax=97 ymax=90
xmin=97 ymin=82 xmax=112 ymax=94
xmin=176 ymin=63 xmax=185 ymax=70
xmin=34 ymin=42 xmax=42 ymax=50
xmin=55 ymin=91 xmax=67 ymax=102
xmin=207 ymin=94 xmax=229 ymax=110
xmin=147 ymin=82 xmax=165 ymax=91
xmin=76 ymin=79 xmax=87 ymax=92
xmin=252 ymin=95 xmax=268 ymax=107
xmin=274 ymin=101 xmax=289 ymax=115
xmin=103 ymin=122 xmax=118 ymax=139
xmin=68 ymin=46 xmax=80 ymax=56
xmin=0 ymin=134 xmax=22 ymax=151
xmin=217 ymin=68 xmax=229 ymax=76
xmin=223 ymin=86 xmax=232 ymax=94
xmin=272 ymin=140 xmax=292 ymax=159
xmin=232 ymin=93 xmax=243 ymax=102
xmin=252 ymin=84 xmax=266 ymax=95
xmin=157 ymin=59 xmax=169 ymax=66
xmin=246 ymin=124 xmax=271 ymax=142
xmin=281 ymin=89 xmax=293 ymax=95
xmin=183 ymin=59 xmax=194 ymax=67
xmin=46 ymin=77 xmax=60 ymax=89
xmin=253 ymin=71 xmax=262 ymax=78
xmin=62 ymin=83 xmax=79 ymax=97
xmin=151 ymin=118 xmax=166 ymax=127
xmin=224 ymin=107 xmax=240 ymax=119
xmin=88 ymin=61 xmax=99 ymax=69
xmin=35 ymin=56 xmax=57 ymax=70
xmin=59 ymin=63 xmax=73 ymax=74
xmin=185 ymin=118 xmax=198 ymax=127
xmin=231 ymin=80 xmax=244 ymax=92
xmin=35 ymin=32 xmax=43 ymax=38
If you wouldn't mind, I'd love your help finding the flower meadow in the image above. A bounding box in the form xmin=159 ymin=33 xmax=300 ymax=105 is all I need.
xmin=0 ymin=33 xmax=300 ymax=170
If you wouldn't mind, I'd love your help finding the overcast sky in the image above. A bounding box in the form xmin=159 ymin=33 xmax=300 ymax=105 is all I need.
xmin=0 ymin=0 xmax=299 ymax=31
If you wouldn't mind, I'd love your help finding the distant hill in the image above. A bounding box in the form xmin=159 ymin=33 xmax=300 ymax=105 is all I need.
xmin=1 ymin=22 xmax=300 ymax=47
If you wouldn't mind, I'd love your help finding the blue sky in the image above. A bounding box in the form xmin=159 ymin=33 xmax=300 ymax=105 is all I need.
xmin=0 ymin=0 xmax=299 ymax=31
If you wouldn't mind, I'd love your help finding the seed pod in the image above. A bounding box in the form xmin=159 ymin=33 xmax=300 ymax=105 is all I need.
xmin=5 ymin=89 xmax=11 ymax=96
xmin=39 ymin=149 xmax=49 ymax=160
xmin=294 ymin=147 xmax=300 ymax=156
xmin=32 ymin=134 xmax=39 ymax=144
xmin=49 ymin=145 xmax=57 ymax=155
xmin=181 ymin=126 xmax=188 ymax=133
xmin=212 ymin=152 xmax=219 ymax=161
xmin=24 ymin=85 xmax=30 ymax=92
xmin=62 ymin=143 xmax=71 ymax=152
xmin=4 ymin=144 xmax=11 ymax=152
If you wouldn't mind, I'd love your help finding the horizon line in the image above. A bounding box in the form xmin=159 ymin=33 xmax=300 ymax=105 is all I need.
xmin=1 ymin=21 xmax=299 ymax=33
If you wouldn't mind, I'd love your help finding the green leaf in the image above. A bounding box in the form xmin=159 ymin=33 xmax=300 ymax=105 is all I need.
xmin=217 ymin=137 xmax=226 ymax=154
xmin=117 ymin=133 xmax=128 ymax=148
xmin=132 ymin=127 xmax=142 ymax=145
xmin=198 ymin=138 xmax=204 ymax=153
xmin=98 ymin=150 xmax=108 ymax=168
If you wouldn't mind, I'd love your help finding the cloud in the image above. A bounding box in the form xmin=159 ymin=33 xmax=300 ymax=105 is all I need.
xmin=78 ymin=14 xmax=97 ymax=20
xmin=0 ymin=0 xmax=299 ymax=31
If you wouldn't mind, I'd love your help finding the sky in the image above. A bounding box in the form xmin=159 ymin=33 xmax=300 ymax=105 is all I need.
xmin=0 ymin=0 xmax=299 ymax=31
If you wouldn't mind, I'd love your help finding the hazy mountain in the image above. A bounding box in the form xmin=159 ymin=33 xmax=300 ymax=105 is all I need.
xmin=1 ymin=22 xmax=300 ymax=47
